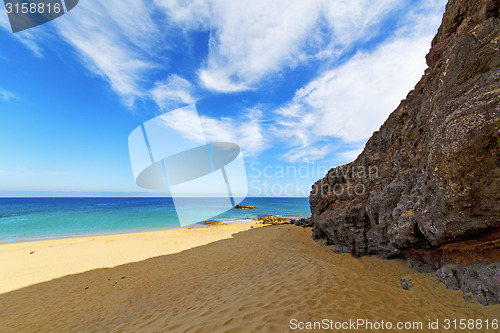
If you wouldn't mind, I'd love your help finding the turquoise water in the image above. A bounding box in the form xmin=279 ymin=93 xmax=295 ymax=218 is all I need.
xmin=0 ymin=197 xmax=310 ymax=243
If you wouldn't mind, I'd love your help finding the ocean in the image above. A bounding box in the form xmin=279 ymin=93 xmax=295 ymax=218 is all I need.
xmin=0 ymin=197 xmax=310 ymax=244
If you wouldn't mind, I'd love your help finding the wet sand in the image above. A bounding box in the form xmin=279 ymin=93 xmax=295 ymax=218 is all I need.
xmin=0 ymin=224 xmax=498 ymax=332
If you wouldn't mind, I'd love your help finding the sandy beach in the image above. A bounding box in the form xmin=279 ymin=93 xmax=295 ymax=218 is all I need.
xmin=0 ymin=220 xmax=263 ymax=294
xmin=0 ymin=222 xmax=498 ymax=332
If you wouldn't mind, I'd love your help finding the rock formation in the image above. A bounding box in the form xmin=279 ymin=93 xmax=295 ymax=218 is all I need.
xmin=290 ymin=217 xmax=313 ymax=228
xmin=309 ymin=0 xmax=499 ymax=304
xmin=258 ymin=215 xmax=290 ymax=224
xmin=234 ymin=205 xmax=256 ymax=209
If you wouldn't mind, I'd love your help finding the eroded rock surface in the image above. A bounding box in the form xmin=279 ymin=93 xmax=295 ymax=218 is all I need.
xmin=309 ymin=0 xmax=499 ymax=304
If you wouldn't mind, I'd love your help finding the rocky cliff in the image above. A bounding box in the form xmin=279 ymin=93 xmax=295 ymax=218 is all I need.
xmin=309 ymin=0 xmax=499 ymax=304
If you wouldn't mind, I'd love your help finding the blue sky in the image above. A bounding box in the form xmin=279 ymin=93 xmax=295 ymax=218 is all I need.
xmin=0 ymin=0 xmax=446 ymax=197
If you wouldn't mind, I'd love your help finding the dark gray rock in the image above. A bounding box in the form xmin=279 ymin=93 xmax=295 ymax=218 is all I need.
xmin=477 ymin=263 xmax=500 ymax=299
xmin=310 ymin=0 xmax=500 ymax=258
xmin=290 ymin=217 xmax=313 ymax=228
xmin=436 ymin=265 xmax=461 ymax=290
xmin=436 ymin=263 xmax=500 ymax=305
xmin=401 ymin=276 xmax=414 ymax=290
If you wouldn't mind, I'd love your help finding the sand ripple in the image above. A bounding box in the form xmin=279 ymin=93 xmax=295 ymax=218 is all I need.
xmin=0 ymin=225 xmax=498 ymax=332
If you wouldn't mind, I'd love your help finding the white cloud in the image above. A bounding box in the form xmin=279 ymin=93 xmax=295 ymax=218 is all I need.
xmin=157 ymin=106 xmax=266 ymax=156
xmin=198 ymin=69 xmax=249 ymax=93
xmin=1 ymin=1 xmax=164 ymax=104
xmin=153 ymin=0 xmax=213 ymax=30
xmin=283 ymin=145 xmax=331 ymax=163
xmin=157 ymin=107 xmax=206 ymax=143
xmin=155 ymin=0 xmax=403 ymax=92
xmin=201 ymin=108 xmax=265 ymax=156
xmin=0 ymin=12 xmax=44 ymax=57
xmin=55 ymin=0 xmax=160 ymax=105
xmin=198 ymin=0 xmax=323 ymax=92
xmin=274 ymin=0 xmax=445 ymax=162
xmin=322 ymin=0 xmax=401 ymax=46
xmin=336 ymin=147 xmax=364 ymax=163
xmin=2 ymin=0 xmax=441 ymax=109
xmin=151 ymin=75 xmax=197 ymax=109
xmin=280 ymin=37 xmax=426 ymax=142
xmin=0 ymin=89 xmax=17 ymax=102
xmin=0 ymin=0 xmax=445 ymax=165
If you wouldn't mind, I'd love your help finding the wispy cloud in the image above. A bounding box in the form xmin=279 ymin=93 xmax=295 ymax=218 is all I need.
xmin=143 ymin=0 xmax=444 ymax=163
xmin=155 ymin=0 xmax=402 ymax=93
xmin=55 ymin=0 xmax=160 ymax=106
xmin=1 ymin=2 xmax=160 ymax=103
xmin=273 ymin=0 xmax=445 ymax=162
xmin=157 ymin=106 xmax=266 ymax=156
xmin=283 ymin=145 xmax=331 ymax=163
xmin=0 ymin=88 xmax=18 ymax=102
xmin=1 ymin=0 xmax=445 ymax=166
xmin=335 ymin=147 xmax=364 ymax=163
xmin=2 ymin=0 xmax=441 ymax=108
xmin=151 ymin=74 xmax=197 ymax=110
xmin=0 ymin=12 xmax=44 ymax=57
xmin=201 ymin=107 xmax=266 ymax=156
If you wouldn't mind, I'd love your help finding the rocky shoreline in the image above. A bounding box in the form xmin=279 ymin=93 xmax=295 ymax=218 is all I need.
xmin=307 ymin=0 xmax=499 ymax=305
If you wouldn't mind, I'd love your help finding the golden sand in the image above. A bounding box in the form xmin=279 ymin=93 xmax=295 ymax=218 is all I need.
xmin=0 ymin=224 xmax=498 ymax=332
xmin=0 ymin=220 xmax=262 ymax=294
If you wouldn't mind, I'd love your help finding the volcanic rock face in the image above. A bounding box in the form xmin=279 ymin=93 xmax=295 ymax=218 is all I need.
xmin=437 ymin=263 xmax=500 ymax=305
xmin=309 ymin=0 xmax=499 ymax=303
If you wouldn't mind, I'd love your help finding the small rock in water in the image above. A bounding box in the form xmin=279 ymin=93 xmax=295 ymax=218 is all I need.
xmin=234 ymin=204 xmax=256 ymax=209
